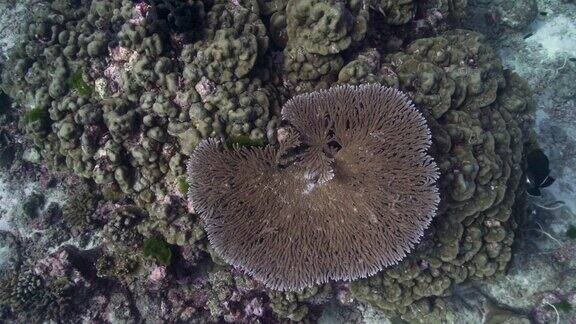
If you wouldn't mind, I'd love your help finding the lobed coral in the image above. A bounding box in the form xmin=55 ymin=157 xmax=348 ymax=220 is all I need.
xmin=285 ymin=0 xmax=368 ymax=56
xmin=1 ymin=0 xmax=282 ymax=207
xmin=137 ymin=195 xmax=205 ymax=246
xmin=348 ymin=31 xmax=534 ymax=317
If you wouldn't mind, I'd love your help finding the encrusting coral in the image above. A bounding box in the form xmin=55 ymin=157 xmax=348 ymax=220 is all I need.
xmin=187 ymin=84 xmax=440 ymax=291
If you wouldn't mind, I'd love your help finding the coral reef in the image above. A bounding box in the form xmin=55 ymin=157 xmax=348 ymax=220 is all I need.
xmin=0 ymin=0 xmax=538 ymax=322
xmin=348 ymin=31 xmax=534 ymax=317
xmin=102 ymin=205 xmax=146 ymax=249
xmin=0 ymin=247 xmax=97 ymax=323
xmin=137 ymin=195 xmax=205 ymax=246
xmin=0 ymin=271 xmax=63 ymax=322
xmin=96 ymin=250 xmax=143 ymax=285
xmin=492 ymin=0 xmax=538 ymax=30
xmin=61 ymin=182 xmax=99 ymax=231
xmin=1 ymin=0 xmax=282 ymax=207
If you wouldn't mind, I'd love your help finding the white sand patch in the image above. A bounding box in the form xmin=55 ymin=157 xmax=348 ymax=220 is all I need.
xmin=528 ymin=15 xmax=576 ymax=59
xmin=0 ymin=174 xmax=67 ymax=234
xmin=0 ymin=174 xmax=38 ymax=232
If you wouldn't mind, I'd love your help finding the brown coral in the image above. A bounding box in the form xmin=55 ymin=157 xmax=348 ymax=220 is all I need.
xmin=187 ymin=84 xmax=439 ymax=290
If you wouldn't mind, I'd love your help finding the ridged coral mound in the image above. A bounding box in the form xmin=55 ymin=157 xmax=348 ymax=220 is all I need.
xmin=0 ymin=0 xmax=534 ymax=321
xmin=1 ymin=0 xmax=282 ymax=206
xmin=348 ymin=31 xmax=535 ymax=317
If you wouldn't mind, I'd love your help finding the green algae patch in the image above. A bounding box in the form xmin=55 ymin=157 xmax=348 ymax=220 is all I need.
xmin=553 ymin=299 xmax=572 ymax=312
xmin=226 ymin=134 xmax=265 ymax=148
xmin=23 ymin=108 xmax=48 ymax=124
xmin=68 ymin=71 xmax=92 ymax=96
xmin=177 ymin=177 xmax=190 ymax=195
xmin=142 ymin=236 xmax=172 ymax=266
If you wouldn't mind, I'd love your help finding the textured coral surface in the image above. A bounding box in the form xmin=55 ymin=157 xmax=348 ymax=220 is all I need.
xmin=187 ymin=85 xmax=440 ymax=291
xmin=0 ymin=0 xmax=557 ymax=322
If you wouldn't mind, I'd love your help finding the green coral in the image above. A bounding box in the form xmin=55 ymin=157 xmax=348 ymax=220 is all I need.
xmin=0 ymin=0 xmax=535 ymax=318
xmin=142 ymin=236 xmax=173 ymax=266
xmin=370 ymin=0 xmax=415 ymax=25
xmin=338 ymin=48 xmax=385 ymax=85
xmin=137 ymin=197 xmax=205 ymax=246
xmin=67 ymin=70 xmax=92 ymax=96
xmin=269 ymin=284 xmax=332 ymax=321
xmin=282 ymin=0 xmax=368 ymax=93
xmin=0 ymin=271 xmax=70 ymax=323
xmin=283 ymin=46 xmax=344 ymax=92
xmin=61 ymin=183 xmax=99 ymax=230
xmin=286 ymin=0 xmax=367 ymax=55
xmin=1 ymin=0 xmax=283 ymax=204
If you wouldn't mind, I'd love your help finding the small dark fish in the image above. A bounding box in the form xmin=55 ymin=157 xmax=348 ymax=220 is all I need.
xmin=526 ymin=149 xmax=555 ymax=196
xmin=523 ymin=33 xmax=533 ymax=39
xmin=569 ymin=57 xmax=576 ymax=62
xmin=540 ymin=11 xmax=548 ymax=16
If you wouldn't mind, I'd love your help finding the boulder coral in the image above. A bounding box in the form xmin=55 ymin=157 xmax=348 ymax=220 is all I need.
xmin=349 ymin=33 xmax=534 ymax=316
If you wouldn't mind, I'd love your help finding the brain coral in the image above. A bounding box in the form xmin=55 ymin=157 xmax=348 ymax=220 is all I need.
xmin=348 ymin=30 xmax=534 ymax=318
xmin=187 ymin=84 xmax=440 ymax=290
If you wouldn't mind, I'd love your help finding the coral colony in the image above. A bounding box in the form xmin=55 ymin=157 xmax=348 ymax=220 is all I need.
xmin=187 ymin=85 xmax=439 ymax=291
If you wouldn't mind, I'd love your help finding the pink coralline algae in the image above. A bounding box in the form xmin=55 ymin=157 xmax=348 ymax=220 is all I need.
xmin=34 ymin=249 xmax=70 ymax=280
xmin=244 ymin=297 xmax=265 ymax=317
xmin=101 ymin=46 xmax=139 ymax=97
xmin=129 ymin=2 xmax=151 ymax=25
xmin=194 ymin=77 xmax=216 ymax=103
xmin=149 ymin=266 xmax=167 ymax=285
